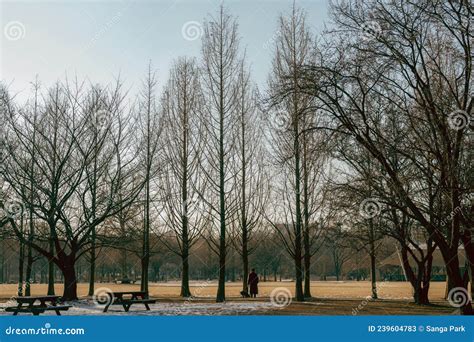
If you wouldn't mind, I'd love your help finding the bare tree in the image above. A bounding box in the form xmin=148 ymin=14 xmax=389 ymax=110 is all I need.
xmin=24 ymin=79 xmax=41 ymax=296
xmin=1 ymin=79 xmax=144 ymax=300
xmin=266 ymin=4 xmax=314 ymax=301
xmin=326 ymin=223 xmax=352 ymax=281
xmin=200 ymin=5 xmax=241 ymax=302
xmin=231 ymin=60 xmax=268 ymax=293
xmin=79 ymin=84 xmax=120 ymax=296
xmin=137 ymin=65 xmax=162 ymax=295
xmin=297 ymin=0 xmax=473 ymax=313
xmin=159 ymin=57 xmax=207 ymax=297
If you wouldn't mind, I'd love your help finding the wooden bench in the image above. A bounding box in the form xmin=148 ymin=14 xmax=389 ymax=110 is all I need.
xmin=102 ymin=291 xmax=156 ymax=313
xmin=5 ymin=305 xmax=71 ymax=316
xmin=4 ymin=296 xmax=72 ymax=316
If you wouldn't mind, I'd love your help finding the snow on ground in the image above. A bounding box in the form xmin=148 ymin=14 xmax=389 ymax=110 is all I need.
xmin=0 ymin=300 xmax=277 ymax=316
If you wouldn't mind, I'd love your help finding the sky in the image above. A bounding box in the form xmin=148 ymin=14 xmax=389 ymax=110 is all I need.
xmin=0 ymin=0 xmax=330 ymax=101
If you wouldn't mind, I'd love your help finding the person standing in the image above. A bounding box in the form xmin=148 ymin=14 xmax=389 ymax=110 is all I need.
xmin=248 ymin=268 xmax=259 ymax=298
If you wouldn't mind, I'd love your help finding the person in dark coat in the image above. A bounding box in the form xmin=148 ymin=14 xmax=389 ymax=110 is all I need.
xmin=248 ymin=268 xmax=259 ymax=298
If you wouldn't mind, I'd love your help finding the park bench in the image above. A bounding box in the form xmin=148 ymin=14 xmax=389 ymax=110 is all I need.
xmin=4 ymin=295 xmax=71 ymax=316
xmin=103 ymin=291 xmax=156 ymax=313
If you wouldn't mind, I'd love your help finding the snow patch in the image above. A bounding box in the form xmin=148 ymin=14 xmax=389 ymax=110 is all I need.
xmin=0 ymin=300 xmax=276 ymax=316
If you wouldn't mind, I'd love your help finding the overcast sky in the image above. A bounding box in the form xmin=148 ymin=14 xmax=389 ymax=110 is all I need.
xmin=1 ymin=0 xmax=329 ymax=100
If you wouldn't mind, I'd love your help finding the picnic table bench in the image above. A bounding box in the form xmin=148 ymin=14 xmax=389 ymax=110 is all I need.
xmin=4 ymin=295 xmax=71 ymax=316
xmin=103 ymin=291 xmax=156 ymax=313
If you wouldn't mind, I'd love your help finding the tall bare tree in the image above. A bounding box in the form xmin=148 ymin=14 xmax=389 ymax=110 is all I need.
xmin=232 ymin=60 xmax=268 ymax=293
xmin=200 ymin=5 xmax=241 ymax=302
xmin=266 ymin=4 xmax=314 ymax=301
xmin=137 ymin=65 xmax=162 ymax=295
xmin=160 ymin=57 xmax=207 ymax=297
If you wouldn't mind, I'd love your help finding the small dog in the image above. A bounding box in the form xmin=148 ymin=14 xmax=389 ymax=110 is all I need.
xmin=240 ymin=290 xmax=251 ymax=298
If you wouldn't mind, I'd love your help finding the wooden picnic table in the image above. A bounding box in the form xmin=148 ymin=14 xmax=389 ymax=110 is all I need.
xmin=103 ymin=291 xmax=156 ymax=313
xmin=5 ymin=295 xmax=71 ymax=316
xmin=15 ymin=295 xmax=60 ymax=306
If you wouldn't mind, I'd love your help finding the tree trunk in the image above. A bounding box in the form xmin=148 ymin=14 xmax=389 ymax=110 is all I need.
xmin=61 ymin=259 xmax=78 ymax=301
xmin=181 ymin=252 xmax=191 ymax=297
xmin=444 ymin=252 xmax=473 ymax=314
xmin=141 ymin=194 xmax=150 ymax=295
xmin=216 ymin=63 xmax=226 ymax=303
xmin=18 ymin=238 xmax=24 ymax=296
xmin=303 ymin=250 xmax=311 ymax=298
xmin=25 ymin=233 xmax=34 ymax=296
xmin=294 ymin=256 xmax=304 ymax=300
xmin=216 ymin=231 xmax=226 ymax=302
xmin=47 ymin=238 xmax=55 ymax=295
xmin=26 ymin=96 xmax=37 ymax=297
xmin=400 ymin=246 xmax=432 ymax=305
xmin=413 ymin=265 xmax=430 ymax=305
xmin=302 ymin=195 xmax=311 ymax=297
xmin=302 ymin=121 xmax=312 ymax=299
xmin=369 ymin=220 xmax=377 ymax=299
xmin=141 ymin=253 xmax=149 ymax=294
xmin=140 ymin=77 xmax=152 ymax=297
xmin=370 ymin=251 xmax=377 ymax=299
xmin=242 ymin=230 xmax=249 ymax=293
xmin=121 ymin=249 xmax=128 ymax=278
xmin=293 ymin=104 xmax=304 ymax=301
xmin=461 ymin=230 xmax=474 ymax=302
xmin=40 ymin=266 xmax=46 ymax=284
xmin=293 ymin=105 xmax=304 ymax=301
xmin=88 ymin=227 xmax=96 ymax=296
xmin=414 ymin=281 xmax=430 ymax=305
xmin=240 ymin=97 xmax=250 ymax=294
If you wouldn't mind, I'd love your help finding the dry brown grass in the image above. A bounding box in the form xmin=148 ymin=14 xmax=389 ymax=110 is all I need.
xmin=0 ymin=280 xmax=447 ymax=300
xmin=0 ymin=281 xmax=455 ymax=315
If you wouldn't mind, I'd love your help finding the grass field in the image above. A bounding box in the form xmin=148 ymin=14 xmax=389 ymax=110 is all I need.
xmin=0 ymin=281 xmax=457 ymax=315
xmin=0 ymin=280 xmax=448 ymax=301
